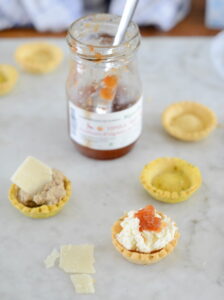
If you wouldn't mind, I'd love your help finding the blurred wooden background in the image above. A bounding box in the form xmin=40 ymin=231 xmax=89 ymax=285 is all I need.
xmin=0 ymin=0 xmax=220 ymax=38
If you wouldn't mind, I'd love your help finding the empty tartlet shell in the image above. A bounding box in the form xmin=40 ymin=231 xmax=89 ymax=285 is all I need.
xmin=162 ymin=101 xmax=217 ymax=141
xmin=15 ymin=42 xmax=63 ymax=74
xmin=140 ymin=157 xmax=202 ymax=203
xmin=112 ymin=214 xmax=180 ymax=264
xmin=0 ymin=64 xmax=18 ymax=95
xmin=8 ymin=177 xmax=71 ymax=218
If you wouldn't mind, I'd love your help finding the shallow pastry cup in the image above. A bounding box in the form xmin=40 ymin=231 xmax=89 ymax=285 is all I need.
xmin=162 ymin=101 xmax=217 ymax=141
xmin=0 ymin=64 xmax=18 ymax=95
xmin=8 ymin=177 xmax=71 ymax=218
xmin=140 ymin=157 xmax=202 ymax=203
xmin=15 ymin=42 xmax=63 ymax=74
xmin=112 ymin=214 xmax=180 ymax=264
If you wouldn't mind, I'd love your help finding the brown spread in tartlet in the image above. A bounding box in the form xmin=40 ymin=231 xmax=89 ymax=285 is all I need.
xmin=17 ymin=169 xmax=66 ymax=207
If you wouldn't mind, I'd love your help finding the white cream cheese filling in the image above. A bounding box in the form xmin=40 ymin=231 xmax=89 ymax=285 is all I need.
xmin=116 ymin=210 xmax=177 ymax=253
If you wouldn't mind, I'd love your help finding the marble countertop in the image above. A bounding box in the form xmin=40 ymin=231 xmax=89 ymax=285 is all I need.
xmin=0 ymin=37 xmax=224 ymax=300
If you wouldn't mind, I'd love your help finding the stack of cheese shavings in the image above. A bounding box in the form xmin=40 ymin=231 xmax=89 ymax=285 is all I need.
xmin=44 ymin=244 xmax=95 ymax=294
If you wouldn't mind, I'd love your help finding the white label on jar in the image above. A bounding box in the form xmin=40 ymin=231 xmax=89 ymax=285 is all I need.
xmin=68 ymin=97 xmax=142 ymax=150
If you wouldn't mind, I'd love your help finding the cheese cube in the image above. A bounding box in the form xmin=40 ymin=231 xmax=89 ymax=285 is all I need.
xmin=70 ymin=274 xmax=95 ymax=294
xmin=59 ymin=244 xmax=95 ymax=273
xmin=11 ymin=156 xmax=52 ymax=195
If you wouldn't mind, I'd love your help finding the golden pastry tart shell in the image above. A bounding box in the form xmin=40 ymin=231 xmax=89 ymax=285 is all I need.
xmin=8 ymin=177 xmax=71 ymax=218
xmin=15 ymin=42 xmax=63 ymax=74
xmin=162 ymin=101 xmax=217 ymax=141
xmin=112 ymin=215 xmax=180 ymax=265
xmin=0 ymin=64 xmax=18 ymax=95
xmin=140 ymin=157 xmax=202 ymax=203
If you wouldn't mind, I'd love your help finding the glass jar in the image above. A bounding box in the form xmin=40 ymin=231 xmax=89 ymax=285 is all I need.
xmin=66 ymin=14 xmax=142 ymax=159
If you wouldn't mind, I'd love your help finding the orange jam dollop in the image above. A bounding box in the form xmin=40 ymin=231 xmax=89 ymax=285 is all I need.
xmin=100 ymin=87 xmax=114 ymax=100
xmin=103 ymin=75 xmax=117 ymax=88
xmin=100 ymin=75 xmax=118 ymax=100
xmin=135 ymin=205 xmax=162 ymax=232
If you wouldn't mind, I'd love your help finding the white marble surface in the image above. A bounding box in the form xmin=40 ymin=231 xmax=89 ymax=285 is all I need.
xmin=0 ymin=37 xmax=224 ymax=300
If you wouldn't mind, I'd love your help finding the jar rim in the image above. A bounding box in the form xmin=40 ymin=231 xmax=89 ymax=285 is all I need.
xmin=67 ymin=13 xmax=140 ymax=51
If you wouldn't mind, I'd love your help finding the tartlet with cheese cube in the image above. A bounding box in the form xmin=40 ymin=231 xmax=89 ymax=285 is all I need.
xmin=112 ymin=205 xmax=180 ymax=264
xmin=8 ymin=157 xmax=71 ymax=218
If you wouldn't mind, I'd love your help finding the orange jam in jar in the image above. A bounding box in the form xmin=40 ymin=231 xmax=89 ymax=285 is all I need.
xmin=66 ymin=14 xmax=142 ymax=159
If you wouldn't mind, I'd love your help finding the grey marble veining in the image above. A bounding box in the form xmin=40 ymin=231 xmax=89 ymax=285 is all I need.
xmin=0 ymin=37 xmax=224 ymax=300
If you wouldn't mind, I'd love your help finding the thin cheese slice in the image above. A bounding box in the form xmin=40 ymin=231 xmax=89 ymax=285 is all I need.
xmin=11 ymin=156 xmax=52 ymax=195
xmin=70 ymin=274 xmax=95 ymax=294
xmin=59 ymin=244 xmax=95 ymax=273
xmin=44 ymin=248 xmax=60 ymax=269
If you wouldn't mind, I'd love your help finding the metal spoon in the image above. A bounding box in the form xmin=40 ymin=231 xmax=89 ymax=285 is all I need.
xmin=95 ymin=0 xmax=139 ymax=114
xmin=113 ymin=0 xmax=139 ymax=46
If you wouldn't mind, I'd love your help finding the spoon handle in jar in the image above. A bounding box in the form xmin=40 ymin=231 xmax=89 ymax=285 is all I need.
xmin=113 ymin=0 xmax=139 ymax=46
